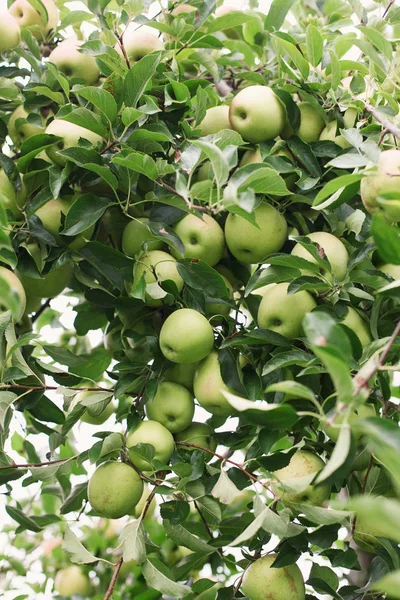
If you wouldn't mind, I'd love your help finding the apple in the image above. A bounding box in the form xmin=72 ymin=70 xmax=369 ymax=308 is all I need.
xmin=229 ymin=86 xmax=286 ymax=143
xmin=8 ymin=105 xmax=45 ymax=145
xmin=283 ymin=102 xmax=325 ymax=143
xmin=145 ymin=381 xmax=194 ymax=433
xmin=379 ymin=263 xmax=400 ymax=279
xmin=291 ymin=231 xmax=349 ymax=282
xmin=75 ymin=391 xmax=115 ymax=425
xmin=341 ymin=306 xmax=371 ymax=348
xmin=35 ymin=195 xmax=95 ymax=249
xmin=0 ymin=265 xmax=26 ymax=322
xmin=225 ymin=202 xmax=287 ymax=264
xmin=175 ymin=422 xmax=217 ymax=453
xmin=17 ymin=244 xmax=73 ymax=298
xmin=0 ymin=169 xmax=26 ymax=219
xmin=343 ymin=107 xmax=358 ymax=129
xmin=163 ymin=361 xmax=198 ymax=391
xmin=360 ymin=149 xmax=400 ymax=222
xmin=9 ymin=0 xmax=58 ymax=39
xmin=241 ymin=554 xmax=305 ymax=600
xmin=272 ymin=450 xmax=330 ymax=506
xmin=239 ymin=147 xmax=262 ymax=167
xmin=323 ymin=402 xmax=376 ymax=442
xmin=159 ymin=308 xmax=214 ymax=364
xmin=88 ymin=461 xmax=143 ymax=518
xmin=116 ymin=26 xmax=164 ymax=62
xmin=133 ymin=250 xmax=184 ymax=306
xmin=54 ymin=566 xmax=91 ymax=597
xmin=193 ymin=351 xmax=237 ymax=417
xmin=122 ymin=218 xmax=164 ymax=257
xmin=171 ymin=213 xmax=225 ymax=267
xmin=215 ymin=5 xmax=242 ymax=39
xmin=197 ymin=106 xmax=231 ymax=136
xmin=215 ymin=262 xmax=251 ymax=291
xmin=45 ymin=119 xmax=103 ymax=167
xmin=205 ymin=274 xmax=233 ymax=319
xmin=319 ymin=120 xmax=350 ymax=148
xmin=48 ymin=38 xmax=100 ymax=85
xmin=172 ymin=4 xmax=196 ymax=16
xmin=126 ymin=420 xmax=175 ymax=470
xmin=0 ymin=13 xmax=20 ymax=52
xmin=257 ymin=282 xmax=317 ymax=339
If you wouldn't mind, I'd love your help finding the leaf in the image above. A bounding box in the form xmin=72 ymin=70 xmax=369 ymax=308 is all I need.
xmin=315 ymin=426 xmax=351 ymax=484
xmin=371 ymin=215 xmax=400 ymax=265
xmin=286 ymin=137 xmax=321 ymax=178
xmin=163 ymin=520 xmax=215 ymax=554
xmin=0 ymin=392 xmax=16 ymax=431
xmin=60 ymin=482 xmax=88 ymax=515
xmin=265 ymin=381 xmax=318 ymax=404
xmin=222 ymin=391 xmax=298 ymax=429
xmin=123 ymin=54 xmax=161 ymax=108
xmin=177 ymin=260 xmax=228 ymax=298
xmin=372 ymin=570 xmax=400 ymax=599
xmin=211 ymin=469 xmax=241 ymax=505
xmin=60 ymin=107 xmax=106 ymax=137
xmin=306 ymin=24 xmax=323 ymax=67
xmin=358 ymin=418 xmax=400 ymax=493
xmin=142 ymin=558 xmax=191 ymax=598
xmin=64 ymin=526 xmax=99 ymax=564
xmin=207 ymin=12 xmax=258 ymax=33
xmin=273 ymin=36 xmax=310 ymax=79
xmin=265 ymin=0 xmax=296 ymax=30
xmin=234 ymin=166 xmax=289 ymax=196
xmin=73 ymin=86 xmax=118 ymax=122
xmin=229 ymin=507 xmax=270 ymax=546
xmin=313 ymin=173 xmax=364 ymax=207
xmin=192 ymin=140 xmax=229 ymax=188
xmin=299 ymin=505 xmax=351 ymax=525
xmin=62 ymin=194 xmax=110 ymax=236
xmin=6 ymin=506 xmax=42 ymax=532
xmin=112 ymin=150 xmax=158 ymax=180
xmin=343 ymin=496 xmax=400 ymax=544
xmin=119 ymin=519 xmax=146 ymax=564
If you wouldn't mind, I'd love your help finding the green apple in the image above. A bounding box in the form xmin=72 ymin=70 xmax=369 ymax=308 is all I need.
xmin=75 ymin=391 xmax=115 ymax=425
xmin=0 ymin=265 xmax=26 ymax=322
xmin=126 ymin=420 xmax=175 ymax=470
xmin=133 ymin=250 xmax=184 ymax=306
xmin=17 ymin=244 xmax=73 ymax=298
xmin=122 ymin=218 xmax=164 ymax=257
xmin=171 ymin=213 xmax=225 ymax=267
xmin=88 ymin=461 xmax=143 ymax=518
xmin=323 ymin=402 xmax=376 ymax=442
xmin=45 ymin=119 xmax=103 ymax=167
xmin=171 ymin=3 xmax=196 ymax=15
xmin=225 ymin=202 xmax=287 ymax=264
xmin=48 ymin=38 xmax=100 ymax=85
xmin=272 ymin=450 xmax=330 ymax=506
xmin=214 ymin=5 xmax=242 ymax=39
xmin=9 ymin=0 xmax=58 ymax=38
xmin=193 ymin=351 xmax=237 ymax=417
xmin=205 ymin=274 xmax=233 ymax=319
xmin=163 ymin=361 xmax=198 ymax=391
xmin=0 ymin=13 xmax=20 ymax=52
xmin=241 ymin=554 xmax=305 ymax=600
xmin=229 ymin=86 xmax=286 ymax=143
xmin=257 ymin=282 xmax=316 ymax=339
xmin=341 ymin=306 xmax=371 ymax=348
xmin=0 ymin=169 xmax=26 ymax=219
xmin=285 ymin=102 xmax=325 ymax=143
xmin=215 ymin=262 xmax=252 ymax=290
xmin=360 ymin=149 xmax=400 ymax=221
xmin=35 ymin=196 xmax=94 ymax=249
xmin=319 ymin=120 xmax=350 ymax=148
xmin=197 ymin=106 xmax=231 ymax=136
xmin=116 ymin=27 xmax=164 ymax=62
xmin=145 ymin=381 xmax=194 ymax=433
xmin=239 ymin=147 xmax=262 ymax=167
xmin=175 ymin=422 xmax=217 ymax=453
xmin=291 ymin=231 xmax=349 ymax=282
xmin=54 ymin=566 xmax=91 ymax=597
xmin=343 ymin=107 xmax=358 ymax=129
xmin=8 ymin=105 xmax=45 ymax=145
xmin=159 ymin=308 xmax=214 ymax=364
xmin=379 ymin=263 xmax=400 ymax=279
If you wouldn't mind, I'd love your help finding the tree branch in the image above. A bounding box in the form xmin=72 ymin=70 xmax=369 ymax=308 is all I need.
xmin=31 ymin=298 xmax=51 ymax=323
xmin=103 ymin=557 xmax=123 ymax=600
xmin=0 ymin=455 xmax=78 ymax=470
xmin=0 ymin=383 xmax=112 ymax=392
xmin=382 ymin=0 xmax=395 ymax=19
xmin=363 ymin=102 xmax=400 ymax=140
xmin=155 ymin=179 xmax=209 ymax=212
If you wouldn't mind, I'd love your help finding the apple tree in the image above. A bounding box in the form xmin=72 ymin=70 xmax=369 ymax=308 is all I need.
xmin=0 ymin=0 xmax=400 ymax=598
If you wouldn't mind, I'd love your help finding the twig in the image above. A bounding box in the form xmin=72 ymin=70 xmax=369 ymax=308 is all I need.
xmin=103 ymin=557 xmax=123 ymax=600
xmin=0 ymin=455 xmax=78 ymax=471
xmin=377 ymin=128 xmax=388 ymax=147
xmin=363 ymin=102 xmax=400 ymax=140
xmin=193 ymin=499 xmax=224 ymax=557
xmin=115 ymin=31 xmax=130 ymax=69
xmin=351 ymin=455 xmax=374 ymax=538
xmin=0 ymin=383 xmax=112 ymax=392
xmin=382 ymin=0 xmax=395 ymax=19
xmin=155 ymin=179 xmax=209 ymax=212
xmin=31 ymin=298 xmax=51 ymax=323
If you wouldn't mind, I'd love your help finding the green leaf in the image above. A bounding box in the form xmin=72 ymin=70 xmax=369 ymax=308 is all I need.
xmin=62 ymin=194 xmax=110 ymax=236
xmin=234 ymin=166 xmax=289 ymax=196
xmin=73 ymin=86 xmax=118 ymax=123
xmin=6 ymin=506 xmax=42 ymax=532
xmin=112 ymin=150 xmax=158 ymax=180
xmin=342 ymin=496 xmax=400 ymax=544
xmin=286 ymin=137 xmax=321 ymax=177
xmin=123 ymin=54 xmax=161 ymax=108
xmin=0 ymin=392 xmax=16 ymax=431
xmin=265 ymin=381 xmax=318 ymax=404
xmin=60 ymin=148 xmax=119 ymax=190
xmin=222 ymin=391 xmax=298 ymax=429
xmin=265 ymin=0 xmax=296 ymax=31
xmin=163 ymin=520 xmax=215 ymax=554
xmin=273 ymin=36 xmax=310 ymax=80
xmin=191 ymin=140 xmax=229 ymax=188
xmin=119 ymin=519 xmax=146 ymax=564
xmin=371 ymin=215 xmax=400 ymax=265
xmin=60 ymin=107 xmax=107 ymax=137
xmin=207 ymin=12 xmax=259 ymax=33
xmin=315 ymin=426 xmax=351 ymax=484
xmin=306 ymin=24 xmax=323 ymax=67
xmin=64 ymin=526 xmax=99 ymax=564
xmin=177 ymin=260 xmax=228 ymax=298
xmin=313 ymin=174 xmax=363 ymax=207
xmin=211 ymin=469 xmax=241 ymax=505
xmin=142 ymin=558 xmax=191 ymax=598
xmin=358 ymin=418 xmax=400 ymax=493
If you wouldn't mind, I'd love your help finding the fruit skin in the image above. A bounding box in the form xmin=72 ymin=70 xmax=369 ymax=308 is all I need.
xmin=319 ymin=120 xmax=350 ymax=149
xmin=159 ymin=308 xmax=214 ymax=364
xmin=9 ymin=0 xmax=58 ymax=38
xmin=241 ymin=554 xmax=305 ymax=600
xmin=48 ymin=38 xmax=100 ymax=85
xmin=171 ymin=213 xmax=225 ymax=267
xmin=291 ymin=231 xmax=349 ymax=282
xmin=342 ymin=307 xmax=372 ymax=348
xmin=360 ymin=149 xmax=400 ymax=222
xmin=35 ymin=196 xmax=94 ymax=249
xmin=0 ymin=266 xmax=26 ymax=322
xmin=8 ymin=105 xmax=45 ymax=144
xmin=284 ymin=102 xmax=325 ymax=142
xmin=54 ymin=566 xmax=91 ymax=597
xmin=145 ymin=381 xmax=194 ymax=433
xmin=116 ymin=27 xmax=164 ymax=61
xmin=323 ymin=403 xmax=376 ymax=442
xmin=133 ymin=250 xmax=184 ymax=306
xmin=175 ymin=422 xmax=217 ymax=453
xmin=193 ymin=351 xmax=236 ymax=417
xmin=198 ymin=106 xmax=231 ymax=136
xmin=205 ymin=274 xmax=233 ymax=319
xmin=257 ymin=282 xmax=316 ymax=340
xmin=45 ymin=119 xmax=103 ymax=167
xmin=88 ymin=461 xmax=143 ymax=519
xmin=0 ymin=13 xmax=20 ymax=52
xmin=239 ymin=147 xmax=262 ymax=166
xmin=229 ymin=86 xmax=286 ymax=144
xmin=0 ymin=169 xmax=26 ymax=218
xmin=272 ymin=450 xmax=330 ymax=506
xmin=76 ymin=391 xmax=115 ymax=425
xmin=163 ymin=361 xmax=198 ymax=391
xmin=122 ymin=218 xmax=163 ymax=257
xmin=225 ymin=202 xmax=287 ymax=264
xmin=126 ymin=420 xmax=175 ymax=470
xmin=17 ymin=244 xmax=73 ymax=298
xmin=343 ymin=107 xmax=358 ymax=129
xmin=380 ymin=263 xmax=400 ymax=279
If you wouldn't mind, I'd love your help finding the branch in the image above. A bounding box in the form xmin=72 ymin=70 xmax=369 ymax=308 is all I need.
xmin=115 ymin=31 xmax=130 ymax=69
xmin=0 ymin=383 xmax=112 ymax=392
xmin=193 ymin=499 xmax=224 ymax=557
xmin=0 ymin=455 xmax=78 ymax=470
xmin=155 ymin=179 xmax=209 ymax=212
xmin=382 ymin=0 xmax=395 ymax=19
xmin=103 ymin=557 xmax=123 ymax=600
xmin=31 ymin=298 xmax=51 ymax=323
xmin=363 ymin=102 xmax=400 ymax=140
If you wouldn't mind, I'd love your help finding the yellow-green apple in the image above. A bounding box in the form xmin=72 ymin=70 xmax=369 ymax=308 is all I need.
xmin=215 ymin=5 xmax=242 ymax=39
xmin=159 ymin=308 xmax=214 ymax=363
xmin=8 ymin=105 xmax=45 ymax=145
xmin=116 ymin=26 xmax=164 ymax=61
xmin=17 ymin=243 xmax=73 ymax=298
xmin=272 ymin=450 xmax=330 ymax=506
xmin=257 ymin=282 xmax=316 ymax=339
xmin=205 ymin=274 xmax=233 ymax=318
xmin=341 ymin=307 xmax=371 ymax=348
xmin=291 ymin=231 xmax=349 ymax=282
xmin=360 ymin=149 xmax=400 ymax=221
xmin=75 ymin=391 xmax=115 ymax=425
xmin=126 ymin=420 xmax=175 ymax=470
xmin=145 ymin=381 xmax=194 ymax=433
xmin=175 ymin=422 xmax=217 ymax=453
xmin=122 ymin=218 xmax=163 ymax=257
xmin=88 ymin=461 xmax=143 ymax=518
xmin=343 ymin=107 xmax=358 ymax=129
xmin=163 ymin=361 xmax=198 ymax=391
xmin=35 ymin=196 xmax=94 ymax=249
xmin=9 ymin=0 xmax=58 ymax=38
xmin=241 ymin=554 xmax=305 ymax=600
xmin=171 ymin=4 xmax=196 ymax=16
xmin=0 ymin=13 xmax=20 ymax=52
xmin=171 ymin=213 xmax=225 ymax=267
xmin=197 ymin=106 xmax=231 ymax=136
xmin=239 ymin=147 xmax=262 ymax=167
xmin=193 ymin=350 xmax=237 ymax=417
xmin=133 ymin=250 xmax=184 ymax=306
xmin=229 ymin=86 xmax=286 ymax=143
xmin=45 ymin=119 xmax=103 ymax=167
xmin=225 ymin=202 xmax=287 ymax=264
xmin=54 ymin=566 xmax=91 ymax=597
xmin=0 ymin=169 xmax=26 ymax=219
xmin=48 ymin=38 xmax=100 ymax=85
xmin=319 ymin=120 xmax=350 ymax=148
xmin=287 ymin=102 xmax=325 ymax=143
xmin=379 ymin=263 xmax=400 ymax=279
xmin=0 ymin=265 xmax=26 ymax=321
xmin=323 ymin=402 xmax=376 ymax=442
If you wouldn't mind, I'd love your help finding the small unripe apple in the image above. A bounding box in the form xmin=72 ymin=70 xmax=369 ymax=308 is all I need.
xmin=193 ymin=351 xmax=237 ymax=417
xmin=17 ymin=243 xmax=73 ymax=298
xmin=241 ymin=554 xmax=305 ymax=600
xmin=116 ymin=26 xmax=164 ymax=62
xmin=283 ymin=102 xmax=325 ymax=143
xmin=122 ymin=218 xmax=163 ymax=257
xmin=8 ymin=105 xmax=45 ymax=145
xmin=54 ymin=566 xmax=91 ymax=597
xmin=379 ymin=263 xmax=400 ymax=279
xmin=175 ymin=422 xmax=217 ymax=454
xmin=45 ymin=119 xmax=103 ymax=167
xmin=341 ymin=307 xmax=371 ymax=348
xmin=126 ymin=420 xmax=175 ymax=470
xmin=145 ymin=381 xmax=194 ymax=433
xmin=0 ymin=265 xmax=26 ymax=322
xmin=0 ymin=13 xmax=20 ymax=52
xmin=159 ymin=308 xmax=214 ymax=364
xmin=197 ymin=106 xmax=231 ymax=136
xmin=133 ymin=250 xmax=184 ymax=306
xmin=272 ymin=450 xmax=330 ymax=506
xmin=88 ymin=461 xmax=143 ymax=518
xmin=360 ymin=149 xmax=400 ymax=222
xmin=171 ymin=213 xmax=225 ymax=267
xmin=35 ymin=196 xmax=94 ymax=249
xmin=229 ymin=86 xmax=286 ymax=143
xmin=291 ymin=231 xmax=349 ymax=282
xmin=0 ymin=169 xmax=26 ymax=218
xmin=48 ymin=38 xmax=100 ymax=85
xmin=319 ymin=120 xmax=350 ymax=148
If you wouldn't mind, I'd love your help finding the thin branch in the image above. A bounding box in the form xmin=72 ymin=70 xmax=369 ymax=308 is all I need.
xmin=103 ymin=557 xmax=123 ymax=600
xmin=31 ymin=298 xmax=51 ymax=323
xmin=0 ymin=383 xmax=112 ymax=392
xmin=382 ymin=0 xmax=395 ymax=19
xmin=155 ymin=179 xmax=209 ymax=212
xmin=0 ymin=455 xmax=78 ymax=471
xmin=115 ymin=31 xmax=130 ymax=69
xmin=363 ymin=102 xmax=400 ymax=140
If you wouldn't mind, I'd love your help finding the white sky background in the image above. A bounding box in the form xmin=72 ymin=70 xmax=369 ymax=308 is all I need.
xmin=0 ymin=0 xmax=394 ymax=597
